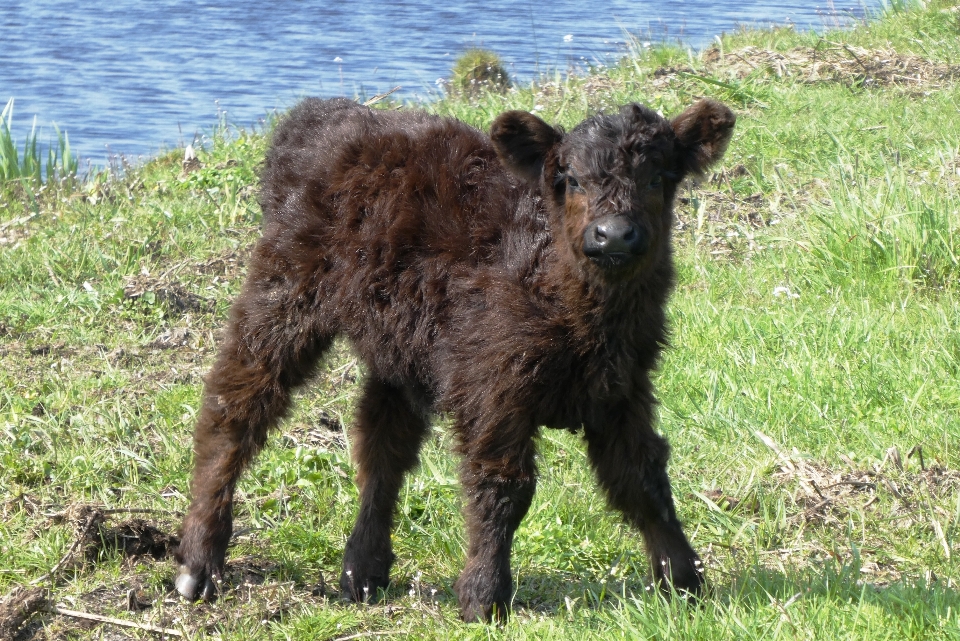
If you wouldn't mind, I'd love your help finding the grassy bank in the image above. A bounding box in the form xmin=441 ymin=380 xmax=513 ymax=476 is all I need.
xmin=1 ymin=2 xmax=959 ymax=639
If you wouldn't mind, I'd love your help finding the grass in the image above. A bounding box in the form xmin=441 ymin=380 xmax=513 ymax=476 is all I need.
xmin=1 ymin=98 xmax=79 ymax=204
xmin=1 ymin=1 xmax=959 ymax=639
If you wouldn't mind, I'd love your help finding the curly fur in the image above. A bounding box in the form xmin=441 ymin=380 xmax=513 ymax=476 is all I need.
xmin=175 ymin=96 xmax=736 ymax=622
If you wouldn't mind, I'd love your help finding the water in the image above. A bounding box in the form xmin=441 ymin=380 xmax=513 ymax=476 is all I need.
xmin=1 ymin=0 xmax=880 ymax=166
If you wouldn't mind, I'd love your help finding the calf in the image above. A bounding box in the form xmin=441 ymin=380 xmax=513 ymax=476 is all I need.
xmin=175 ymin=96 xmax=735 ymax=622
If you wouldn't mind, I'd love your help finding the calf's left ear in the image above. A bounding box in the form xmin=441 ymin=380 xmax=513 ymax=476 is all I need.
xmin=671 ymin=99 xmax=736 ymax=176
xmin=490 ymin=110 xmax=563 ymax=183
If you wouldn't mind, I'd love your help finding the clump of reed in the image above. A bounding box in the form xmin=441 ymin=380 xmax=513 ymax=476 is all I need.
xmin=1 ymin=98 xmax=79 ymax=196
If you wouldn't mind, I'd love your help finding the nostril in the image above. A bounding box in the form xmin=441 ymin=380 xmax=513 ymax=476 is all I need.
xmin=622 ymin=226 xmax=637 ymax=243
xmin=593 ymin=226 xmax=608 ymax=242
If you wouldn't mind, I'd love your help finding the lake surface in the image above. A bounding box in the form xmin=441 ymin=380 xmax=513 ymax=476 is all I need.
xmin=1 ymin=0 xmax=881 ymax=166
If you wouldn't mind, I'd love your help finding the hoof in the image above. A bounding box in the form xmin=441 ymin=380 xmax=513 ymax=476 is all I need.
xmin=453 ymin=563 xmax=511 ymax=624
xmin=459 ymin=600 xmax=509 ymax=624
xmin=339 ymin=566 xmax=389 ymax=603
xmin=653 ymin=555 xmax=705 ymax=601
xmin=175 ymin=564 xmax=218 ymax=601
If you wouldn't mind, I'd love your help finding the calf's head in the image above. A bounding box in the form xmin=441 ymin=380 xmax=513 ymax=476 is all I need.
xmin=491 ymin=100 xmax=735 ymax=279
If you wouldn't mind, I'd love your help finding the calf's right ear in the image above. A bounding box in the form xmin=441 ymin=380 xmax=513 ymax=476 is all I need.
xmin=490 ymin=111 xmax=563 ymax=184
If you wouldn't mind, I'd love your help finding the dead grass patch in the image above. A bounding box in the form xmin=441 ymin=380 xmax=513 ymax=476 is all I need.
xmin=702 ymin=41 xmax=960 ymax=89
xmin=283 ymin=409 xmax=346 ymax=451
xmin=673 ymin=180 xmax=795 ymax=259
xmin=0 ymin=215 xmax=36 ymax=251
xmin=123 ymin=272 xmax=215 ymax=317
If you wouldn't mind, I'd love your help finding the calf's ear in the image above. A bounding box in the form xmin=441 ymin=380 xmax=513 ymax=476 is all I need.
xmin=490 ymin=110 xmax=563 ymax=183
xmin=671 ymin=99 xmax=736 ymax=176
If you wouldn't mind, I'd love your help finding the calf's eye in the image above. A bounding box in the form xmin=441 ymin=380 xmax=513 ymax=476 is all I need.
xmin=567 ymin=175 xmax=584 ymax=193
xmin=646 ymin=175 xmax=663 ymax=189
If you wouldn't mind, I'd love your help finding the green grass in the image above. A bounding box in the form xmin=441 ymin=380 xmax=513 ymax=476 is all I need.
xmin=1 ymin=98 xmax=79 ymax=203
xmin=1 ymin=1 xmax=959 ymax=639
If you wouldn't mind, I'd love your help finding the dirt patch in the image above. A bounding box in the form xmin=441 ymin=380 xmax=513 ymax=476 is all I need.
xmin=0 ymin=587 xmax=48 ymax=641
xmin=149 ymin=327 xmax=198 ymax=350
xmin=189 ymin=247 xmax=250 ymax=283
xmin=0 ymin=214 xmax=37 ymax=251
xmin=121 ymin=245 xmax=251 ymax=323
xmin=647 ymin=65 xmax=697 ymax=90
xmin=41 ymin=506 xmax=180 ymax=578
xmin=756 ymin=437 xmax=958 ymax=575
xmin=701 ymin=435 xmax=960 ymax=584
xmin=26 ymin=343 xmax=75 ymax=359
xmin=672 ymin=180 xmax=794 ymax=259
xmin=632 ymin=42 xmax=960 ymax=94
xmin=87 ymin=518 xmax=179 ymax=563
xmin=1 ymin=507 xmax=186 ymax=638
xmin=532 ymin=74 xmax=634 ymax=111
xmin=770 ymin=446 xmax=960 ymax=527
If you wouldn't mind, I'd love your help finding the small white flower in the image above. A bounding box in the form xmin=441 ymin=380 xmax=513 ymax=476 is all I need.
xmin=773 ymin=286 xmax=800 ymax=299
xmin=533 ymin=104 xmax=544 ymax=112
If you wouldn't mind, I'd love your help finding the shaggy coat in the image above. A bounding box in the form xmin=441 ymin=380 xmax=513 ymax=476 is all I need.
xmin=175 ymin=96 xmax=736 ymax=622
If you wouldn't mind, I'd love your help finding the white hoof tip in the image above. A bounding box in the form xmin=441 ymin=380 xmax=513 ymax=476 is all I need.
xmin=176 ymin=567 xmax=199 ymax=599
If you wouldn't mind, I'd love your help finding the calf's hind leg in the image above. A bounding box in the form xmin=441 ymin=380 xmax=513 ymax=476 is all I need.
xmin=340 ymin=379 xmax=431 ymax=601
xmin=176 ymin=259 xmax=332 ymax=600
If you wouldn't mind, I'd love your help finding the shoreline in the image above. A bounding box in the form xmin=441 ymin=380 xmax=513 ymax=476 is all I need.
xmin=1 ymin=2 xmax=886 ymax=169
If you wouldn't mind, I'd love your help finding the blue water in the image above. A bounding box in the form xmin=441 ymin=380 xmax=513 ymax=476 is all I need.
xmin=1 ymin=0 xmax=880 ymax=166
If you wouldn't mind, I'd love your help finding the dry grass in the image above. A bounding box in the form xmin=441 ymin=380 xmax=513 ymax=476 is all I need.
xmin=701 ymin=42 xmax=960 ymax=89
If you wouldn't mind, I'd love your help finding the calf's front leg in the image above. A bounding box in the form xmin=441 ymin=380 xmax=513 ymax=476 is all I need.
xmin=584 ymin=402 xmax=703 ymax=598
xmin=454 ymin=425 xmax=537 ymax=623
xmin=339 ymin=379 xmax=430 ymax=601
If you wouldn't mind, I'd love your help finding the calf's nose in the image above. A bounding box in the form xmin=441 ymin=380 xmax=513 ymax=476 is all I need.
xmin=583 ymin=215 xmax=648 ymax=258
